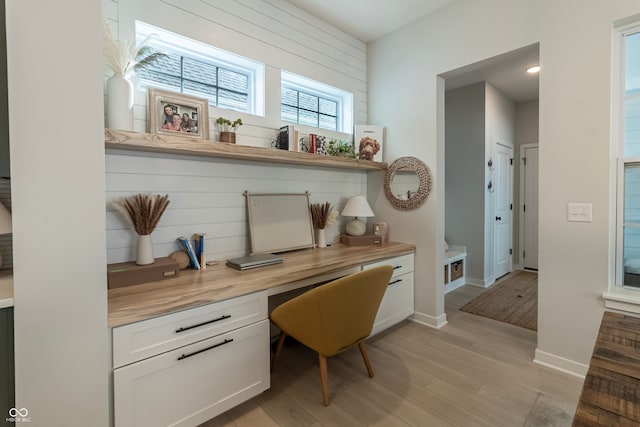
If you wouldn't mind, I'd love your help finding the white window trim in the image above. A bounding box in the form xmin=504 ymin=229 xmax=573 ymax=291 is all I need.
xmin=281 ymin=70 xmax=353 ymax=133
xmin=605 ymin=19 xmax=640 ymax=314
xmin=135 ymin=21 xmax=265 ymax=116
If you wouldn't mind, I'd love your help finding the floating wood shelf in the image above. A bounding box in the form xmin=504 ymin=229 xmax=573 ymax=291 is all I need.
xmin=105 ymin=129 xmax=387 ymax=171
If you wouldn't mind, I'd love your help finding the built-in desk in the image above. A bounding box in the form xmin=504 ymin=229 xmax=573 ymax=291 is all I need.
xmin=109 ymin=242 xmax=415 ymax=427
xmin=108 ymin=242 xmax=415 ymax=327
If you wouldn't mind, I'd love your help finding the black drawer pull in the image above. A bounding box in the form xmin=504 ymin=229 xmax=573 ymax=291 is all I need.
xmin=393 ymin=265 xmax=402 ymax=270
xmin=175 ymin=315 xmax=231 ymax=333
xmin=177 ymin=338 xmax=234 ymax=361
xmin=388 ymin=279 xmax=403 ymax=286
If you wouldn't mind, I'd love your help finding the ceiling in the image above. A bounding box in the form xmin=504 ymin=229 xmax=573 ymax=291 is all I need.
xmin=443 ymin=44 xmax=540 ymax=103
xmin=285 ymin=0 xmax=453 ymax=43
xmin=285 ymin=0 xmax=539 ymax=103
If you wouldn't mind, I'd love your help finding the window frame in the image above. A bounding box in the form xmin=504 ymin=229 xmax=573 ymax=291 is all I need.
xmin=606 ymin=19 xmax=640 ymax=312
xmin=281 ymin=70 xmax=353 ymax=133
xmin=135 ymin=21 xmax=265 ymax=116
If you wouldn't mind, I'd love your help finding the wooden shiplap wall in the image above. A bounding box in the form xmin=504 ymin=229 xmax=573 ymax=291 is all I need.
xmin=105 ymin=151 xmax=366 ymax=263
xmin=102 ymin=0 xmax=372 ymax=265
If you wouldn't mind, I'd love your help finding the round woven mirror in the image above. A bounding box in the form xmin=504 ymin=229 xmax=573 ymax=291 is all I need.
xmin=384 ymin=156 xmax=432 ymax=210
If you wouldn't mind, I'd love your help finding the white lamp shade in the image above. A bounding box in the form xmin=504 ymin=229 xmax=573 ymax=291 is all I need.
xmin=341 ymin=195 xmax=374 ymax=218
xmin=0 ymin=202 xmax=11 ymax=235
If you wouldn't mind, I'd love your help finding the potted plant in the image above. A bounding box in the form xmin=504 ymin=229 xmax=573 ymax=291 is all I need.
xmin=216 ymin=117 xmax=243 ymax=143
xmin=327 ymin=139 xmax=356 ymax=158
xmin=103 ymin=19 xmax=168 ymax=130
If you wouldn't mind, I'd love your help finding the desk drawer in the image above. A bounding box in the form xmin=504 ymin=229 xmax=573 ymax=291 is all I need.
xmin=114 ymin=319 xmax=270 ymax=427
xmin=113 ymin=291 xmax=267 ymax=368
xmin=372 ymin=272 xmax=414 ymax=336
xmin=363 ymin=253 xmax=414 ymax=278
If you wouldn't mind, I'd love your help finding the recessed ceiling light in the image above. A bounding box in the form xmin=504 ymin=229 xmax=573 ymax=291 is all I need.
xmin=527 ymin=66 xmax=541 ymax=74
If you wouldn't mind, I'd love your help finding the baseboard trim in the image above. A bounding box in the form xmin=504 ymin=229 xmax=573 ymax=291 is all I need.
xmin=466 ymin=276 xmax=495 ymax=288
xmin=533 ymin=349 xmax=588 ymax=378
xmin=411 ymin=311 xmax=448 ymax=329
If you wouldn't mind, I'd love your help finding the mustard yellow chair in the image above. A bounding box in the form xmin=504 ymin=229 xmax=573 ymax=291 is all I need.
xmin=270 ymin=265 xmax=393 ymax=406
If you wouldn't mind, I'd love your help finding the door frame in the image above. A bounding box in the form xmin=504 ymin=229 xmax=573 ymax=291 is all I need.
xmin=519 ymin=142 xmax=539 ymax=270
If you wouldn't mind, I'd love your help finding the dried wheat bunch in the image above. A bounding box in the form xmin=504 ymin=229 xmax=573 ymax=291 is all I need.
xmin=310 ymin=202 xmax=333 ymax=230
xmin=115 ymin=194 xmax=170 ymax=235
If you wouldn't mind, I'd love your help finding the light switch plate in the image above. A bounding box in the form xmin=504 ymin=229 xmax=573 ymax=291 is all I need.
xmin=568 ymin=203 xmax=592 ymax=222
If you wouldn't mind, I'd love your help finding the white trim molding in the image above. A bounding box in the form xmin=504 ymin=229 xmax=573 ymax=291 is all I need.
xmin=411 ymin=311 xmax=448 ymax=329
xmin=603 ymin=289 xmax=640 ymax=315
xmin=533 ymin=349 xmax=588 ymax=379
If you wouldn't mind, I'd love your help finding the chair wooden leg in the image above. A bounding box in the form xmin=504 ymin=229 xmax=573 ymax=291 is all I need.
xmin=318 ymin=354 xmax=329 ymax=406
xmin=358 ymin=341 xmax=374 ymax=378
xmin=271 ymin=331 xmax=287 ymax=373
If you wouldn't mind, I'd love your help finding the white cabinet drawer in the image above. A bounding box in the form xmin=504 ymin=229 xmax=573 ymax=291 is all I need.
xmin=114 ymin=319 xmax=270 ymax=427
xmin=363 ymin=253 xmax=414 ymax=278
xmin=113 ymin=291 xmax=267 ymax=368
xmin=371 ymin=272 xmax=414 ymax=336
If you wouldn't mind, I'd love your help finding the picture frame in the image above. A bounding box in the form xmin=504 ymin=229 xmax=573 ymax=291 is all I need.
xmin=354 ymin=125 xmax=384 ymax=162
xmin=147 ymin=88 xmax=209 ymax=140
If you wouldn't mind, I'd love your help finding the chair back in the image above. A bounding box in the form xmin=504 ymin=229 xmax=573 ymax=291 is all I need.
xmin=270 ymin=265 xmax=393 ymax=356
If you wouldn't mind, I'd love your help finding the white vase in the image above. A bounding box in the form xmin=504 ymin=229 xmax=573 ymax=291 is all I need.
xmin=106 ymin=72 xmax=134 ymax=131
xmin=136 ymin=234 xmax=154 ymax=265
xmin=317 ymin=228 xmax=327 ymax=248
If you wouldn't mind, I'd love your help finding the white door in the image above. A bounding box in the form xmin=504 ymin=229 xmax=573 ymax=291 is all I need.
xmin=522 ymin=145 xmax=539 ymax=270
xmin=494 ymin=142 xmax=513 ymax=279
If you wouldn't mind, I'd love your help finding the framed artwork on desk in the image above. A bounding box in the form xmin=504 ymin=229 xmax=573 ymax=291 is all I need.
xmin=147 ymin=88 xmax=209 ymax=140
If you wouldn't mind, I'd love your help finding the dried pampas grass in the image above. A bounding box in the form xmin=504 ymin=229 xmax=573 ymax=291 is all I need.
xmin=310 ymin=202 xmax=338 ymax=230
xmin=102 ymin=19 xmax=167 ymax=76
xmin=114 ymin=194 xmax=170 ymax=235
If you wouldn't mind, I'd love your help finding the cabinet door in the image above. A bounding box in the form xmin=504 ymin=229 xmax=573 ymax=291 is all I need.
xmin=114 ymin=319 xmax=270 ymax=427
xmin=371 ymin=273 xmax=414 ymax=336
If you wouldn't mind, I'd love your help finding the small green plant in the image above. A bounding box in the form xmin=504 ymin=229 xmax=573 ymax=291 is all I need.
xmin=327 ymin=139 xmax=356 ymax=158
xmin=216 ymin=117 xmax=243 ymax=132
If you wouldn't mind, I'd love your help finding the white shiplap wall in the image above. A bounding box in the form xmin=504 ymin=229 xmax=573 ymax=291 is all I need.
xmin=106 ymin=151 xmax=366 ymax=263
xmin=103 ymin=0 xmax=368 ymax=146
xmin=102 ymin=0 xmax=371 ymax=264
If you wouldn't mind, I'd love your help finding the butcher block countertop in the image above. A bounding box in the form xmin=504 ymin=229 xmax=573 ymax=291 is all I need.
xmin=108 ymin=242 xmax=415 ymax=328
xmin=573 ymin=311 xmax=640 ymax=426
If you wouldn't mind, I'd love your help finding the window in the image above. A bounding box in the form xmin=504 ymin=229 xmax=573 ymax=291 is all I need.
xmin=281 ymin=71 xmax=353 ymax=133
xmin=615 ymin=25 xmax=640 ymax=290
xmin=135 ymin=21 xmax=264 ymax=116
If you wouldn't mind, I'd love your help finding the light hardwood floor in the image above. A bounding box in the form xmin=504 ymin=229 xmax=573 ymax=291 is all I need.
xmin=201 ymin=284 xmax=584 ymax=426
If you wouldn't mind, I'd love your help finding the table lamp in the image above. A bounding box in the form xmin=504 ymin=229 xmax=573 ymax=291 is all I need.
xmin=341 ymin=195 xmax=374 ymax=236
xmin=0 ymin=202 xmax=12 ymax=269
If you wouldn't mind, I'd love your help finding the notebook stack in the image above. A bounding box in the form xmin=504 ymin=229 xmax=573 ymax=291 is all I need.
xmin=225 ymin=253 xmax=284 ymax=270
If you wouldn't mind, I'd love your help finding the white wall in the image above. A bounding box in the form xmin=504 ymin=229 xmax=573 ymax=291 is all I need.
xmin=104 ymin=0 xmax=367 ymax=147
xmin=445 ymin=83 xmax=486 ymax=283
xmin=7 ymin=1 xmax=108 ymax=425
xmin=369 ymin=0 xmax=640 ymax=374
xmin=105 ymin=151 xmax=366 ymax=263
xmin=103 ymin=0 xmax=372 ymax=264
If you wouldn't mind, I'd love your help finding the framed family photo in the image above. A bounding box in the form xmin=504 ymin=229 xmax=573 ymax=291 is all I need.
xmin=147 ymin=88 xmax=209 ymax=140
